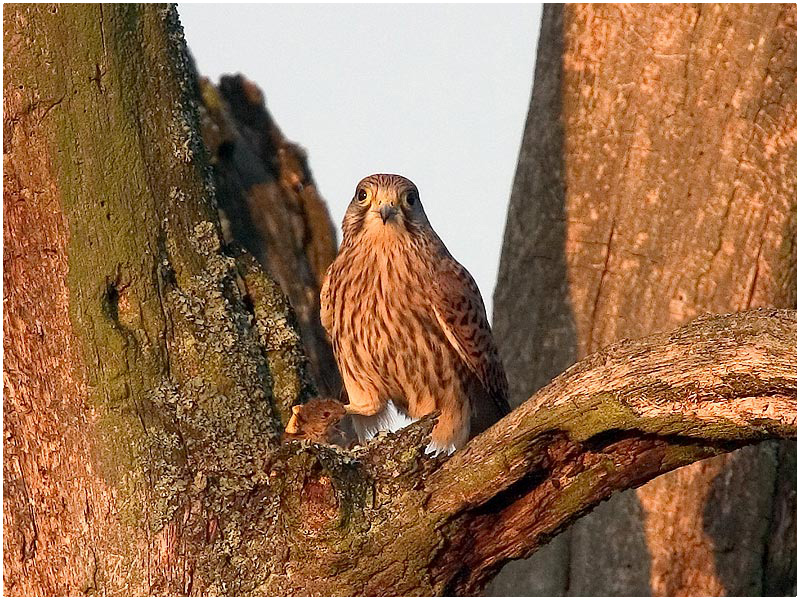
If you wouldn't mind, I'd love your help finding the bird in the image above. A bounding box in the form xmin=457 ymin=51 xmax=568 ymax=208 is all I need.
xmin=320 ymin=174 xmax=510 ymax=455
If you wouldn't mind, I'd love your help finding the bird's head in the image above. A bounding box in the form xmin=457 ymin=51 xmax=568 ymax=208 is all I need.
xmin=342 ymin=174 xmax=430 ymax=241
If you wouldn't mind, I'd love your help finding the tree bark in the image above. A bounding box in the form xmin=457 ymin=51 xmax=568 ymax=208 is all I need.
xmin=3 ymin=4 xmax=312 ymax=594
xmin=3 ymin=4 xmax=796 ymax=597
xmin=196 ymin=74 xmax=341 ymax=398
xmin=491 ymin=3 xmax=797 ymax=596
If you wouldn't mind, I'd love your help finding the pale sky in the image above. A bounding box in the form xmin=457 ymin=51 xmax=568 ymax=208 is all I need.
xmin=179 ymin=4 xmax=542 ymax=318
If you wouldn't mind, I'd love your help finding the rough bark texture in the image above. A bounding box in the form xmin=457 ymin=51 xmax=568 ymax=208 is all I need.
xmin=3 ymin=4 xmax=313 ymax=594
xmin=4 ymin=5 xmax=796 ymax=597
xmin=196 ymin=75 xmax=341 ymax=397
xmin=490 ymin=3 xmax=797 ymax=596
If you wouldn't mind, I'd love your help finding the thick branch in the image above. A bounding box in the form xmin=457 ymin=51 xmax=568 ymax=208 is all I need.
xmin=424 ymin=308 xmax=796 ymax=594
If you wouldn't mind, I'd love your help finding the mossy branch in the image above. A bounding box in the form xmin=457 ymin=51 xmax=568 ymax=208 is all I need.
xmin=255 ymin=309 xmax=795 ymax=596
xmin=420 ymin=308 xmax=796 ymax=593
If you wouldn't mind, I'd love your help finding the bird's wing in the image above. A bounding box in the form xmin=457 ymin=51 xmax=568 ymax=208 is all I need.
xmin=320 ymin=264 xmax=333 ymax=335
xmin=432 ymin=258 xmax=510 ymax=416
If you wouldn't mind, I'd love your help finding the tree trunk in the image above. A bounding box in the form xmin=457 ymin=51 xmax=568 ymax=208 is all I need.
xmin=3 ymin=4 xmax=312 ymax=594
xmin=490 ymin=4 xmax=797 ymax=596
xmin=3 ymin=4 xmax=796 ymax=597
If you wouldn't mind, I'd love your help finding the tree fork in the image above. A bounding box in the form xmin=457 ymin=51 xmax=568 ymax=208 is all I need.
xmin=218 ymin=308 xmax=796 ymax=596
xmin=3 ymin=4 xmax=796 ymax=596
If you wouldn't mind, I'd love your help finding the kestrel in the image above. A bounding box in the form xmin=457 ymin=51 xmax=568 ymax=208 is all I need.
xmin=320 ymin=174 xmax=510 ymax=454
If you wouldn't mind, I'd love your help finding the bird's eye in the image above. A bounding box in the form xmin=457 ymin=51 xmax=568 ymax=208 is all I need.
xmin=406 ymin=191 xmax=417 ymax=206
xmin=357 ymin=188 xmax=368 ymax=203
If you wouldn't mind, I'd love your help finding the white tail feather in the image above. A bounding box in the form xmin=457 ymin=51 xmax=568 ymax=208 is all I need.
xmin=350 ymin=401 xmax=456 ymax=456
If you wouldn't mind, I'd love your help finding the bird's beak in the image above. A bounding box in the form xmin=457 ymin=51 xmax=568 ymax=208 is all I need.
xmin=379 ymin=204 xmax=398 ymax=224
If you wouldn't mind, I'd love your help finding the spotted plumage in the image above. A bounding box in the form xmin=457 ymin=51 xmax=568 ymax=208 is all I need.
xmin=320 ymin=174 xmax=510 ymax=454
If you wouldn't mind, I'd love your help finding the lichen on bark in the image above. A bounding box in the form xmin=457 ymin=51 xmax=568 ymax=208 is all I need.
xmin=4 ymin=4 xmax=314 ymax=594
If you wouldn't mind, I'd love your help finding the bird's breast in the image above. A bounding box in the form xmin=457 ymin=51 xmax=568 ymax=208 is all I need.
xmin=329 ymin=242 xmax=456 ymax=404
